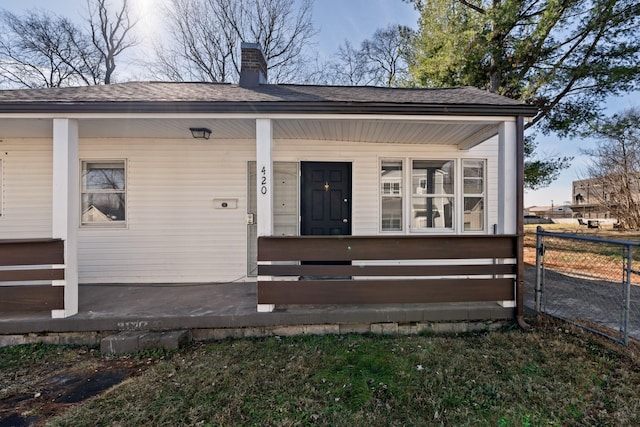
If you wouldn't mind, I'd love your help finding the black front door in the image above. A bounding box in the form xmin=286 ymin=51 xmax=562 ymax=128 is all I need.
xmin=301 ymin=162 xmax=352 ymax=236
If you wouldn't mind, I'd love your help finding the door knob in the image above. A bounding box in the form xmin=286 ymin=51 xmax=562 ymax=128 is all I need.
xmin=342 ymin=219 xmax=348 ymax=223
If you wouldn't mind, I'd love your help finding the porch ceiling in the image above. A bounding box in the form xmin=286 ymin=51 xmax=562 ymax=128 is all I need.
xmin=0 ymin=117 xmax=502 ymax=146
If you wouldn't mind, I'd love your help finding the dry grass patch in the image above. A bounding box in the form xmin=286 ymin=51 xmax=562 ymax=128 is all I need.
xmin=17 ymin=318 xmax=634 ymax=426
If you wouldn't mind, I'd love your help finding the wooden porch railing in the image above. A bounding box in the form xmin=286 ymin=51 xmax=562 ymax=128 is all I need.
xmin=257 ymin=235 xmax=517 ymax=305
xmin=0 ymin=239 xmax=65 ymax=312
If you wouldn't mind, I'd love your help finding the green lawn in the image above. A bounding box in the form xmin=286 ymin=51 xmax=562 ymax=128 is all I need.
xmin=3 ymin=317 xmax=638 ymax=426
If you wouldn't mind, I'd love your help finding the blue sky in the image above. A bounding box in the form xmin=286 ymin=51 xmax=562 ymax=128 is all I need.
xmin=2 ymin=0 xmax=635 ymax=207
xmin=1 ymin=0 xmax=419 ymax=61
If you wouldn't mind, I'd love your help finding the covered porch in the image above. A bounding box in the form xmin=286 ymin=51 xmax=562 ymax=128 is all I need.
xmin=0 ymin=78 xmax=533 ymax=329
xmin=0 ymin=112 xmax=525 ymax=318
xmin=0 ymin=232 xmax=519 ymax=336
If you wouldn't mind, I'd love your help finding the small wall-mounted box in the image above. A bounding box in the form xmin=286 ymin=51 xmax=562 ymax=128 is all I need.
xmin=213 ymin=198 xmax=238 ymax=209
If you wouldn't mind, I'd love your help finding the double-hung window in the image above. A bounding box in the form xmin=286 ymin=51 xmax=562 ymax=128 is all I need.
xmin=380 ymin=160 xmax=403 ymax=231
xmin=463 ymin=160 xmax=485 ymax=231
xmin=81 ymin=161 xmax=126 ymax=226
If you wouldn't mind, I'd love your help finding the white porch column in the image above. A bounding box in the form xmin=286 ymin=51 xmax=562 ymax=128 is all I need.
xmin=256 ymin=118 xmax=275 ymax=312
xmin=497 ymin=120 xmax=518 ymax=308
xmin=51 ymin=119 xmax=79 ymax=318
xmin=497 ymin=121 xmax=518 ymax=235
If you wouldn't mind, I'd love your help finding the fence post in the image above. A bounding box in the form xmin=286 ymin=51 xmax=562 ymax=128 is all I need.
xmin=535 ymin=226 xmax=543 ymax=312
xmin=623 ymin=244 xmax=632 ymax=345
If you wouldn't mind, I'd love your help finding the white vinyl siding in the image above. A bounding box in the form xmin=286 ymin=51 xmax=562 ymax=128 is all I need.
xmin=472 ymin=137 xmax=498 ymax=231
xmin=78 ymin=137 xmax=255 ymax=283
xmin=0 ymin=132 xmax=501 ymax=284
xmin=0 ymin=139 xmax=53 ymax=238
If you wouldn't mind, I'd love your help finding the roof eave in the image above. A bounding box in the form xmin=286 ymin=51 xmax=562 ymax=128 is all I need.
xmin=0 ymin=101 xmax=539 ymax=116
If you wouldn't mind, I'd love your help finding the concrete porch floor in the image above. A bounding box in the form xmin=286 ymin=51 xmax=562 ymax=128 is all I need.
xmin=0 ymin=282 xmax=514 ymax=335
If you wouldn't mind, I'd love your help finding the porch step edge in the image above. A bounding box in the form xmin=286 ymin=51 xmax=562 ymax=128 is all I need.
xmin=190 ymin=320 xmax=508 ymax=341
xmin=0 ymin=320 xmax=510 ymax=349
xmin=100 ymin=330 xmax=191 ymax=355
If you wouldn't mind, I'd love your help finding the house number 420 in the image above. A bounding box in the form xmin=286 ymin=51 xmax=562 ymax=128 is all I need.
xmin=260 ymin=166 xmax=268 ymax=195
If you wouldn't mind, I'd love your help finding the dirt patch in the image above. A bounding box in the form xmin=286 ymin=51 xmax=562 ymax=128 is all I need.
xmin=0 ymin=413 xmax=38 ymax=427
xmin=523 ymin=231 xmax=640 ymax=285
xmin=0 ymin=351 xmax=152 ymax=427
xmin=50 ymin=369 xmax=131 ymax=404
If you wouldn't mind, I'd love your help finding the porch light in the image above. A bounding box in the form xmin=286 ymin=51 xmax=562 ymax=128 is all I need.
xmin=189 ymin=127 xmax=211 ymax=140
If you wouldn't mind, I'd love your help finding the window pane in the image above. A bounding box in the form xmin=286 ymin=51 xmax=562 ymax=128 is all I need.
xmin=82 ymin=193 xmax=125 ymax=222
xmin=411 ymin=196 xmax=454 ymax=229
xmin=381 ymin=161 xmax=402 ymax=194
xmin=464 ymin=197 xmax=484 ymax=231
xmin=412 ymin=160 xmax=454 ymax=195
xmin=83 ymin=163 xmax=125 ymax=190
xmin=464 ymin=178 xmax=483 ymax=194
xmin=463 ymin=160 xmax=484 ymax=194
xmin=463 ymin=160 xmax=484 ymax=177
xmin=382 ymin=197 xmax=402 ymax=231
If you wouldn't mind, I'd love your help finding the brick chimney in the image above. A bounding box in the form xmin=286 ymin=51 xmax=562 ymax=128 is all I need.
xmin=239 ymin=42 xmax=267 ymax=88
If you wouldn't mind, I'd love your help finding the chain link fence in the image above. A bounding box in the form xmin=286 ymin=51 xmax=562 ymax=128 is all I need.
xmin=531 ymin=227 xmax=640 ymax=345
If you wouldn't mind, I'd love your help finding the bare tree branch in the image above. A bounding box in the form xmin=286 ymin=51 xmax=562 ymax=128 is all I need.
xmin=87 ymin=0 xmax=139 ymax=84
xmin=151 ymin=0 xmax=317 ymax=83
xmin=0 ymin=1 xmax=138 ymax=88
xmin=0 ymin=10 xmax=98 ymax=88
xmin=319 ymin=25 xmax=410 ymax=87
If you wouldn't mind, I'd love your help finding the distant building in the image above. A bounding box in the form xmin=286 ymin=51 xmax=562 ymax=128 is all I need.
xmin=571 ymin=178 xmax=612 ymax=219
xmin=527 ymin=205 xmax=573 ymax=219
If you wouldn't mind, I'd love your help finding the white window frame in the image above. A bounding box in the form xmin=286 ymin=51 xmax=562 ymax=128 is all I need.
xmin=379 ymin=157 xmax=488 ymax=235
xmin=80 ymin=159 xmax=127 ymax=228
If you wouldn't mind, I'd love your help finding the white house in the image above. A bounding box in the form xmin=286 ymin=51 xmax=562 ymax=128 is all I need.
xmin=0 ymin=43 xmax=535 ymax=326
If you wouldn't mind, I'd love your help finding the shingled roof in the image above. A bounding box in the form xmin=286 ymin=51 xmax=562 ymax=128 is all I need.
xmin=0 ymin=81 xmax=538 ymax=116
